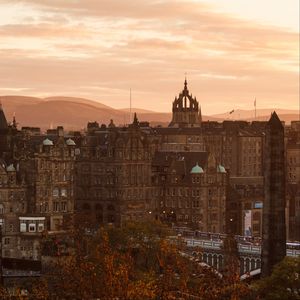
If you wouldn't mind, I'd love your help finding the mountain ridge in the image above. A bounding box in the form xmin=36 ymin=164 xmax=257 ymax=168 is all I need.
xmin=0 ymin=95 xmax=298 ymax=129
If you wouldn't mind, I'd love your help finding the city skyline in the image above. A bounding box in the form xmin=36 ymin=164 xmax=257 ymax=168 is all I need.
xmin=0 ymin=0 xmax=299 ymax=115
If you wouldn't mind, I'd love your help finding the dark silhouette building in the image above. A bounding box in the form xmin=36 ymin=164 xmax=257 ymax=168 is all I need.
xmin=169 ymin=79 xmax=202 ymax=128
xmin=261 ymin=112 xmax=286 ymax=277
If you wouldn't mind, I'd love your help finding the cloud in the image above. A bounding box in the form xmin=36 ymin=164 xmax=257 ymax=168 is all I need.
xmin=0 ymin=0 xmax=298 ymax=114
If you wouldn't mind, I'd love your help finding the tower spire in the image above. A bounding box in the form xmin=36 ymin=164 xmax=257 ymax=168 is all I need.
xmin=0 ymin=101 xmax=8 ymax=129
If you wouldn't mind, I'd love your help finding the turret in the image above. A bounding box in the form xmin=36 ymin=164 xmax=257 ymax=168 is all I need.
xmin=169 ymin=79 xmax=202 ymax=128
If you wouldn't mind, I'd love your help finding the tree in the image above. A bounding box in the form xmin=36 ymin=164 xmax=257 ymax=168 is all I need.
xmin=35 ymin=220 xmax=252 ymax=299
xmin=253 ymin=256 xmax=300 ymax=300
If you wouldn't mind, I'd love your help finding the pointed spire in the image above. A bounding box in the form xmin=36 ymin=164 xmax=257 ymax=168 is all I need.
xmin=184 ymin=77 xmax=188 ymax=90
xmin=12 ymin=112 xmax=17 ymax=129
xmin=133 ymin=112 xmax=139 ymax=126
xmin=199 ymin=105 xmax=202 ymax=123
xmin=0 ymin=101 xmax=8 ymax=129
xmin=268 ymin=111 xmax=283 ymax=129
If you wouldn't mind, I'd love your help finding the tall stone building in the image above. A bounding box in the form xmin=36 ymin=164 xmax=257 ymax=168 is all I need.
xmin=152 ymin=151 xmax=227 ymax=232
xmin=14 ymin=126 xmax=76 ymax=231
xmin=75 ymin=114 xmax=153 ymax=225
xmin=261 ymin=112 xmax=286 ymax=277
xmin=285 ymin=120 xmax=300 ymax=240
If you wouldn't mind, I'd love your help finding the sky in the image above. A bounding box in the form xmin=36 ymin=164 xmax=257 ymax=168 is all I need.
xmin=0 ymin=0 xmax=299 ymax=114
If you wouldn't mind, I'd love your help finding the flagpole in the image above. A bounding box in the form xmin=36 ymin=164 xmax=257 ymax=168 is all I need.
xmin=254 ymin=97 xmax=256 ymax=120
xmin=130 ymin=88 xmax=132 ymax=124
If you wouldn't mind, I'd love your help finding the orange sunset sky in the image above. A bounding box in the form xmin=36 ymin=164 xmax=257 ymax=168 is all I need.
xmin=0 ymin=0 xmax=299 ymax=114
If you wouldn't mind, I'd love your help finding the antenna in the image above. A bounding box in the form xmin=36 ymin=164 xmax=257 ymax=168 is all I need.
xmin=130 ymin=88 xmax=132 ymax=124
xmin=254 ymin=97 xmax=257 ymax=120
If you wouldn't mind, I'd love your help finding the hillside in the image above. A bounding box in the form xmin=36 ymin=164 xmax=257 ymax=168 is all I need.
xmin=0 ymin=95 xmax=298 ymax=130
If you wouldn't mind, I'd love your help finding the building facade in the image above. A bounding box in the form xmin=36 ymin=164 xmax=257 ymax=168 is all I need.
xmin=0 ymin=81 xmax=297 ymax=262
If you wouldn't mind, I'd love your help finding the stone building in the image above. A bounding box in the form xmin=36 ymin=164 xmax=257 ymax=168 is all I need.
xmin=0 ymin=105 xmax=77 ymax=260
xmin=75 ymin=114 xmax=153 ymax=226
xmin=152 ymin=151 xmax=227 ymax=232
xmin=0 ymin=80 xmax=298 ymax=263
xmin=202 ymin=121 xmax=264 ymax=177
xmin=14 ymin=126 xmax=76 ymax=232
xmin=285 ymin=120 xmax=300 ymax=240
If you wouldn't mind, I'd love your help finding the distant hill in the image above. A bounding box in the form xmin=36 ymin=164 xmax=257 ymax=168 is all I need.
xmin=45 ymin=96 xmax=114 ymax=110
xmin=120 ymin=108 xmax=157 ymax=114
xmin=0 ymin=95 xmax=298 ymax=130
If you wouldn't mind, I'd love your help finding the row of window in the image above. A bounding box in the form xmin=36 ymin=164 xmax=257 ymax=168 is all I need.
xmin=0 ymin=203 xmax=26 ymax=214
xmin=53 ymin=188 xmax=68 ymax=197
xmin=20 ymin=221 xmax=44 ymax=233
xmin=162 ymin=199 xmax=221 ymax=209
xmin=163 ymin=188 xmax=223 ymax=197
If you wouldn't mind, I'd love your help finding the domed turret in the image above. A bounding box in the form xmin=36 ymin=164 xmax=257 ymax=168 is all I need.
xmin=43 ymin=138 xmax=54 ymax=146
xmin=217 ymin=165 xmax=226 ymax=173
xmin=190 ymin=163 xmax=204 ymax=174
xmin=66 ymin=138 xmax=76 ymax=146
xmin=6 ymin=164 xmax=16 ymax=172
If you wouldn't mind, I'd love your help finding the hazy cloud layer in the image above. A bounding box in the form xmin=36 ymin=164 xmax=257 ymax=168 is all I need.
xmin=0 ymin=0 xmax=298 ymax=113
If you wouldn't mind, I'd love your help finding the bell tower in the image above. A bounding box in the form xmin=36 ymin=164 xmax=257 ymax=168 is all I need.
xmin=169 ymin=79 xmax=201 ymax=128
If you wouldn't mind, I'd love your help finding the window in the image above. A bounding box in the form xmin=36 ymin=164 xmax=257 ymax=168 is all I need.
xmin=4 ymin=237 xmax=10 ymax=245
xmin=20 ymin=222 xmax=26 ymax=232
xmin=53 ymin=202 xmax=60 ymax=212
xmin=53 ymin=188 xmax=59 ymax=197
xmin=38 ymin=223 xmax=44 ymax=232
xmin=29 ymin=223 xmax=36 ymax=232
xmin=61 ymin=202 xmax=67 ymax=212
xmin=61 ymin=188 xmax=67 ymax=197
